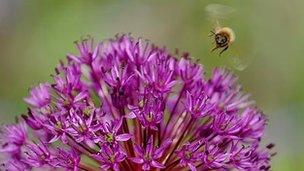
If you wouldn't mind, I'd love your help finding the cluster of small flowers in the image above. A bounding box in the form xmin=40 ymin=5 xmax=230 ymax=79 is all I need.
xmin=0 ymin=35 xmax=275 ymax=171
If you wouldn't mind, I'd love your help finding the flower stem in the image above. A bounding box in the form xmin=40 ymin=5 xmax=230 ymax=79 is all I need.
xmin=164 ymin=159 xmax=180 ymax=171
xmin=162 ymin=85 xmax=185 ymax=137
xmin=164 ymin=117 xmax=194 ymax=165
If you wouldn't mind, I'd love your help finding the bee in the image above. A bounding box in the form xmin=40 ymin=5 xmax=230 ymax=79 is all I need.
xmin=210 ymin=26 xmax=235 ymax=55
xmin=205 ymin=3 xmax=252 ymax=71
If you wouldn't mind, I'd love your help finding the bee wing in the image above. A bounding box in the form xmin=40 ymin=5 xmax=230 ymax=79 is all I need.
xmin=230 ymin=55 xmax=250 ymax=71
xmin=205 ymin=3 xmax=235 ymax=21
xmin=223 ymin=42 xmax=253 ymax=71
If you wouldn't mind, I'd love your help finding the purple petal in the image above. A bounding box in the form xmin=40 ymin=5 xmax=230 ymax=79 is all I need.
xmin=142 ymin=163 xmax=151 ymax=170
xmin=125 ymin=111 xmax=136 ymax=119
xmin=146 ymin=136 xmax=154 ymax=155
xmin=101 ymin=164 xmax=111 ymax=170
xmin=188 ymin=163 xmax=197 ymax=171
xmin=24 ymin=97 xmax=38 ymax=107
xmin=49 ymin=135 xmax=59 ymax=143
xmin=67 ymin=54 xmax=81 ymax=63
xmin=129 ymin=157 xmax=144 ymax=164
xmin=134 ymin=144 xmax=144 ymax=156
xmin=154 ymin=139 xmax=172 ymax=159
xmin=113 ymin=164 xmax=120 ymax=171
xmin=117 ymin=153 xmax=126 ymax=162
xmin=150 ymin=125 xmax=158 ymax=131
xmin=73 ymin=91 xmax=87 ymax=102
xmin=115 ymin=134 xmax=132 ymax=141
xmin=113 ymin=118 xmax=123 ymax=132
xmin=151 ymin=160 xmax=165 ymax=169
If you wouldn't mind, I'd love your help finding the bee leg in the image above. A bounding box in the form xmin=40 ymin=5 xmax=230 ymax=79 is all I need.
xmin=211 ymin=46 xmax=219 ymax=52
xmin=209 ymin=31 xmax=215 ymax=37
xmin=219 ymin=46 xmax=229 ymax=55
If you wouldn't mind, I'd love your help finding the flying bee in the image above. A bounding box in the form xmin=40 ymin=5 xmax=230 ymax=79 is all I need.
xmin=205 ymin=3 xmax=253 ymax=71
xmin=210 ymin=26 xmax=235 ymax=55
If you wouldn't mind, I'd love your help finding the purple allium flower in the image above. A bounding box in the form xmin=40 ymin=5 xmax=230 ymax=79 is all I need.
xmin=66 ymin=109 xmax=96 ymax=143
xmin=186 ymin=90 xmax=214 ymax=118
xmin=0 ymin=35 xmax=275 ymax=170
xmin=176 ymin=140 xmax=204 ymax=171
xmin=22 ymin=141 xmax=54 ymax=167
xmin=128 ymin=95 xmax=164 ymax=130
xmin=95 ymin=118 xmax=132 ymax=144
xmin=0 ymin=121 xmax=27 ymax=155
xmin=24 ymin=83 xmax=51 ymax=108
xmin=94 ymin=145 xmax=126 ymax=171
xmin=51 ymin=148 xmax=80 ymax=170
xmin=130 ymin=136 xmax=172 ymax=170
xmin=1 ymin=159 xmax=30 ymax=171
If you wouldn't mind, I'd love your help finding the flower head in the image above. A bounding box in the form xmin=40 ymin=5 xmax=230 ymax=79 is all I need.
xmin=0 ymin=35 xmax=274 ymax=170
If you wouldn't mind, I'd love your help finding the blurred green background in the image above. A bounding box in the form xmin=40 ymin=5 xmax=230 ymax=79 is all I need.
xmin=0 ymin=0 xmax=303 ymax=170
